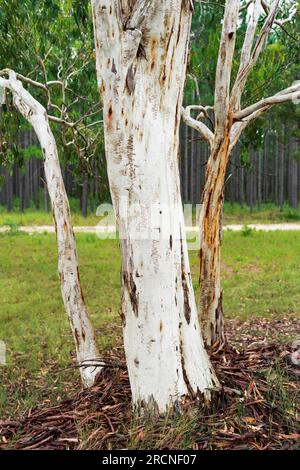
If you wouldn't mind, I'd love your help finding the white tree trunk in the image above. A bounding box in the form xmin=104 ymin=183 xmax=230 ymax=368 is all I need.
xmin=92 ymin=0 xmax=218 ymax=413
xmin=0 ymin=72 xmax=101 ymax=387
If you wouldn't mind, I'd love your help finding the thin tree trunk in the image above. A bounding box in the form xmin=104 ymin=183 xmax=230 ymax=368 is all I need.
xmin=258 ymin=150 xmax=262 ymax=207
xmin=1 ymin=72 xmax=101 ymax=387
xmin=81 ymin=175 xmax=88 ymax=217
xmin=6 ymin=170 xmax=13 ymax=212
xmin=24 ymin=158 xmax=31 ymax=209
xmin=263 ymin=130 xmax=269 ymax=202
xmin=278 ymin=125 xmax=285 ymax=209
xmin=19 ymin=171 xmax=25 ymax=213
xmin=289 ymin=134 xmax=298 ymax=209
xmin=184 ymin=122 xmax=189 ymax=202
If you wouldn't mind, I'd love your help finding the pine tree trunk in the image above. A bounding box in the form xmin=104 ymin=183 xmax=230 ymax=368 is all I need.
xmin=184 ymin=122 xmax=189 ymax=202
xmin=19 ymin=172 xmax=25 ymax=213
xmin=278 ymin=125 xmax=285 ymax=209
xmin=6 ymin=170 xmax=13 ymax=212
xmin=92 ymin=0 xmax=218 ymax=413
xmin=81 ymin=175 xmax=88 ymax=217
xmin=289 ymin=134 xmax=298 ymax=209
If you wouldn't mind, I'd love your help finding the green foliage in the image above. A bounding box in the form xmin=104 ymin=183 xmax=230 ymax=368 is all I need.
xmin=21 ymin=145 xmax=43 ymax=160
xmin=241 ymin=225 xmax=255 ymax=237
xmin=1 ymin=219 xmax=20 ymax=235
xmin=0 ymin=0 xmax=107 ymax=197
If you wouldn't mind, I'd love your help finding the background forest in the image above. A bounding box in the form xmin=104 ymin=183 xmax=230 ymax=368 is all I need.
xmin=0 ymin=0 xmax=299 ymax=219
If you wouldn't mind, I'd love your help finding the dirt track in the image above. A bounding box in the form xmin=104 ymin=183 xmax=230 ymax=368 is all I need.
xmin=1 ymin=223 xmax=300 ymax=234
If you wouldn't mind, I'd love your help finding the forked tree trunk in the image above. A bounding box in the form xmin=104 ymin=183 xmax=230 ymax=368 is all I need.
xmin=184 ymin=0 xmax=300 ymax=348
xmin=0 ymin=72 xmax=101 ymax=387
xmin=92 ymin=0 xmax=218 ymax=413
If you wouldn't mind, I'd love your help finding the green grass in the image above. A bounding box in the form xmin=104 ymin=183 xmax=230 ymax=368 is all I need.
xmin=222 ymin=202 xmax=300 ymax=224
xmin=1 ymin=202 xmax=300 ymax=227
xmin=0 ymin=206 xmax=103 ymax=227
xmin=0 ymin=230 xmax=299 ymax=419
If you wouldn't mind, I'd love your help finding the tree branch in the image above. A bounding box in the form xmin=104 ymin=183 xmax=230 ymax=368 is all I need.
xmin=239 ymin=0 xmax=254 ymax=12
xmin=0 ymin=68 xmax=47 ymax=91
xmin=230 ymin=81 xmax=300 ymax=150
xmin=230 ymin=0 xmax=262 ymax=111
xmin=230 ymin=0 xmax=280 ymax=107
xmin=261 ymin=0 xmax=298 ymax=26
xmin=0 ymin=68 xmax=101 ymax=131
xmin=182 ymin=106 xmax=214 ymax=147
xmin=214 ymin=0 xmax=240 ymax=137
xmin=234 ymin=83 xmax=300 ymax=121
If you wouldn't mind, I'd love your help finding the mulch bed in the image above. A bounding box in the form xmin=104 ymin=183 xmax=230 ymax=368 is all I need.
xmin=0 ymin=317 xmax=299 ymax=450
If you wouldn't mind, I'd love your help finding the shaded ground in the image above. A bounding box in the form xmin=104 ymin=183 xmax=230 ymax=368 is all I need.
xmin=1 ymin=318 xmax=299 ymax=450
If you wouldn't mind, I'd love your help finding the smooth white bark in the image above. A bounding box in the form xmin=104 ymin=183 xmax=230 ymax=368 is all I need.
xmin=0 ymin=72 xmax=101 ymax=387
xmin=92 ymin=0 xmax=218 ymax=413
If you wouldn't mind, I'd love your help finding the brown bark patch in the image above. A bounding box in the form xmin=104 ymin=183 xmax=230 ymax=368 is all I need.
xmin=126 ymin=65 xmax=135 ymax=94
xmin=111 ymin=59 xmax=117 ymax=74
xmin=77 ymin=266 xmax=85 ymax=302
xmin=120 ymin=308 xmax=126 ymax=327
xmin=107 ymin=105 xmax=113 ymax=130
xmin=180 ymin=238 xmax=191 ymax=324
xmin=52 ymin=209 xmax=57 ymax=235
xmin=74 ymin=328 xmax=80 ymax=348
xmin=81 ymin=328 xmax=86 ymax=342
xmin=123 ymin=271 xmax=139 ymax=317
xmin=150 ymin=38 xmax=158 ymax=71
xmin=182 ymin=272 xmax=191 ymax=324
xmin=179 ymin=335 xmax=194 ymax=398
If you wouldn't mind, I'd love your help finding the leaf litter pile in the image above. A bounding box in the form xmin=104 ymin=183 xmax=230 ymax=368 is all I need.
xmin=0 ymin=317 xmax=299 ymax=450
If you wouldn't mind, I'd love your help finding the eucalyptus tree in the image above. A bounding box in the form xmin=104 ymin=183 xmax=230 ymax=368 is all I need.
xmin=182 ymin=0 xmax=300 ymax=346
xmin=92 ymin=0 xmax=218 ymax=414
xmin=0 ymin=0 xmax=104 ymax=386
xmin=0 ymin=69 xmax=103 ymax=387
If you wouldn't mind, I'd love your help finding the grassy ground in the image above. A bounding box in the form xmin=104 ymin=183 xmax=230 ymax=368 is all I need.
xmin=222 ymin=202 xmax=300 ymax=224
xmin=0 ymin=230 xmax=300 ymax=420
xmin=1 ymin=202 xmax=300 ymax=227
